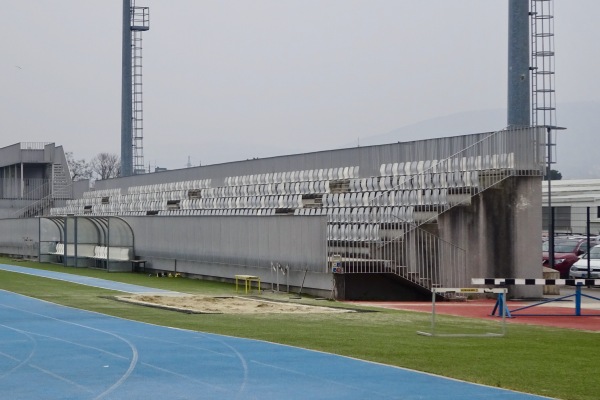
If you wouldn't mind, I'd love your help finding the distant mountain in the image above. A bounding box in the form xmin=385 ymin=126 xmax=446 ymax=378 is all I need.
xmin=356 ymin=101 xmax=600 ymax=179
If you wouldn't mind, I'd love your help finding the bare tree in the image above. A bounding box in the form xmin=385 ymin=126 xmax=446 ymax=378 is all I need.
xmin=65 ymin=152 xmax=92 ymax=181
xmin=90 ymin=153 xmax=121 ymax=180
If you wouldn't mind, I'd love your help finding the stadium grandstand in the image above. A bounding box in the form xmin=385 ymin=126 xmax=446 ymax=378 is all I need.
xmin=0 ymin=127 xmax=546 ymax=300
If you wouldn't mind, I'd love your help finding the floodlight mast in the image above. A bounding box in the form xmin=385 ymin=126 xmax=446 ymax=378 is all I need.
xmin=507 ymin=0 xmax=530 ymax=128
xmin=121 ymin=0 xmax=149 ymax=177
xmin=121 ymin=0 xmax=132 ymax=177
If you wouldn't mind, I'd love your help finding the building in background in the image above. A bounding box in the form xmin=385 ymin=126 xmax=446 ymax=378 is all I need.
xmin=543 ymin=179 xmax=600 ymax=235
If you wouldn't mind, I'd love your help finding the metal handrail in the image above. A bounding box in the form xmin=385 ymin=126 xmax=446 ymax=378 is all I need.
xmin=345 ymin=127 xmax=545 ymax=291
xmin=12 ymin=181 xmax=74 ymax=218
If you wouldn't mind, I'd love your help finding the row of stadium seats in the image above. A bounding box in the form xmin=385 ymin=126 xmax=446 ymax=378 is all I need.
xmin=68 ymin=169 xmax=482 ymax=210
xmin=51 ymin=205 xmax=430 ymax=226
xmin=127 ymin=179 xmax=212 ymax=194
xmin=75 ymin=154 xmax=514 ymax=205
xmin=55 ymin=152 xmax=509 ymax=218
xmin=82 ymin=188 xmax=121 ymax=199
xmin=328 ymin=223 xmax=381 ymax=242
xmin=223 ymin=166 xmax=359 ymax=186
xmin=378 ymin=153 xmax=515 ymax=177
xmin=56 ymin=186 xmax=474 ymax=216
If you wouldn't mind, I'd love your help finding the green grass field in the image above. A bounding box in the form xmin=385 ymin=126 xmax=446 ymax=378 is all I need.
xmin=0 ymin=257 xmax=598 ymax=400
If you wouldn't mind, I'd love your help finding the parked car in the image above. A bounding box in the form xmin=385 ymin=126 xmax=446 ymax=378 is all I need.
xmin=542 ymin=237 xmax=599 ymax=278
xmin=569 ymin=244 xmax=600 ymax=279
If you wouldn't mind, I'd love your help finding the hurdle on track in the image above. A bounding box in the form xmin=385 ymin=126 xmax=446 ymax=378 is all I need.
xmin=472 ymin=278 xmax=600 ymax=317
xmin=417 ymin=288 xmax=508 ymax=337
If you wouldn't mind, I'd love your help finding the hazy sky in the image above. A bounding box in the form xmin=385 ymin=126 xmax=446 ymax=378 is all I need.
xmin=1 ymin=1 xmax=598 ymax=171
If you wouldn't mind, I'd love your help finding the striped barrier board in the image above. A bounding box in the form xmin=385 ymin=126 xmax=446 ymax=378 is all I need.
xmin=472 ymin=278 xmax=600 ymax=286
xmin=433 ymin=287 xmax=507 ymax=294
xmin=471 ymin=278 xmax=600 ymax=317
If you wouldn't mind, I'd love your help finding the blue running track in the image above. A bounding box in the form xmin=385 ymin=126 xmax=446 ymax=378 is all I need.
xmin=0 ymin=265 xmax=553 ymax=399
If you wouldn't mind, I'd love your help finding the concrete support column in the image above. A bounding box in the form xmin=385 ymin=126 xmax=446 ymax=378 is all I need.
xmin=439 ymin=176 xmax=543 ymax=299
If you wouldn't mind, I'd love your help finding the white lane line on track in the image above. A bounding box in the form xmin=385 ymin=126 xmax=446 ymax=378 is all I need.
xmin=125 ymin=331 xmax=236 ymax=358
xmin=0 ymin=302 xmax=139 ymax=400
xmin=0 ymin=324 xmax=92 ymax=393
xmin=29 ymin=364 xmax=94 ymax=393
xmin=206 ymin=335 xmax=250 ymax=398
xmin=139 ymin=362 xmax=235 ymax=394
xmin=0 ymin=325 xmax=37 ymax=379
xmin=249 ymin=359 xmax=397 ymax=399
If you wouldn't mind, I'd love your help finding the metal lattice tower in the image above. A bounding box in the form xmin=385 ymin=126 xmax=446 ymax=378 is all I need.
xmin=530 ymin=0 xmax=558 ymax=162
xmin=131 ymin=2 xmax=149 ymax=175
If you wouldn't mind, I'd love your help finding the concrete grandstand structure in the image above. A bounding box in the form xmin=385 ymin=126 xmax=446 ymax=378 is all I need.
xmin=1 ymin=126 xmax=541 ymax=300
xmin=0 ymin=142 xmax=73 ymax=219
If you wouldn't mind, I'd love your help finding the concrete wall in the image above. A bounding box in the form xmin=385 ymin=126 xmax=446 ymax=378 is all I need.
xmin=123 ymin=215 xmax=332 ymax=294
xmin=0 ymin=218 xmax=38 ymax=257
xmin=438 ymin=176 xmax=543 ymax=298
xmin=73 ymin=180 xmax=91 ymax=199
xmin=0 ymin=200 xmax=30 ymax=218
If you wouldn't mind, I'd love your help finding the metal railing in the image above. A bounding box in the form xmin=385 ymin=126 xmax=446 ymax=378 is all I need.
xmin=327 ymin=224 xmax=467 ymax=289
xmin=327 ymin=127 xmax=545 ymax=292
xmin=1 ymin=178 xmax=51 ymax=200
xmin=375 ymin=127 xmax=545 ymax=236
xmin=12 ymin=181 xmax=74 ymax=218
xmin=19 ymin=142 xmax=51 ymax=150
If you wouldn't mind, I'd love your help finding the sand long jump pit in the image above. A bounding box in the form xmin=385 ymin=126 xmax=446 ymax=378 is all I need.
xmin=115 ymin=294 xmax=354 ymax=314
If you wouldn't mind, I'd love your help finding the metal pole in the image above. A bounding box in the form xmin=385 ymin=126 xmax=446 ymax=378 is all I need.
xmin=501 ymin=291 xmax=507 ymax=336
xmin=20 ymin=162 xmax=24 ymax=198
xmin=38 ymin=217 xmax=41 ymax=260
xmin=547 ymin=127 xmax=555 ymax=269
xmin=431 ymin=290 xmax=436 ymax=336
xmin=63 ymin=216 xmax=67 ymax=267
xmin=74 ymin=216 xmax=78 ymax=267
xmin=575 ymin=284 xmax=582 ymax=316
xmin=121 ymin=0 xmax=133 ymax=177
xmin=549 ymin=207 xmax=555 ymax=269
xmin=107 ymin=217 xmax=111 ymax=271
xmin=587 ymin=207 xmax=591 ymax=279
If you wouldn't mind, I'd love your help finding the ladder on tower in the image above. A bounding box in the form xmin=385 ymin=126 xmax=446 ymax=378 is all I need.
xmin=530 ymin=0 xmax=557 ymax=165
xmin=131 ymin=2 xmax=149 ymax=175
